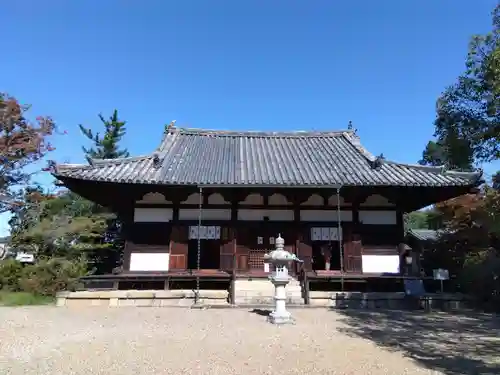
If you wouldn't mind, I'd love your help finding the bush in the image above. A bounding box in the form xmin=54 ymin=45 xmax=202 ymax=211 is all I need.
xmin=0 ymin=259 xmax=24 ymax=291
xmin=0 ymin=291 xmax=53 ymax=306
xmin=459 ymin=250 xmax=500 ymax=310
xmin=19 ymin=257 xmax=89 ymax=296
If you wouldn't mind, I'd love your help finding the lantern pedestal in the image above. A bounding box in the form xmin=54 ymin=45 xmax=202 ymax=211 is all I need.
xmin=268 ymin=268 xmax=293 ymax=324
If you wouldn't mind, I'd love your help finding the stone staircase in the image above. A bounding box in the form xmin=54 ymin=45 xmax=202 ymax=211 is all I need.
xmin=233 ymin=278 xmax=304 ymax=306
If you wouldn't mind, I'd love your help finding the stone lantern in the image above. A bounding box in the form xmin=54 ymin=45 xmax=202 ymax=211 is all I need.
xmin=263 ymin=234 xmax=303 ymax=325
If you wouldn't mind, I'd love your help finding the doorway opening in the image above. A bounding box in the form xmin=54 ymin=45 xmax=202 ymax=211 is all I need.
xmin=187 ymin=240 xmax=220 ymax=269
xmin=312 ymin=241 xmax=342 ymax=271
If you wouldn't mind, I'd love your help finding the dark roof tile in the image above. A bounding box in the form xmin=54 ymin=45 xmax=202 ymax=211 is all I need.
xmin=54 ymin=128 xmax=481 ymax=187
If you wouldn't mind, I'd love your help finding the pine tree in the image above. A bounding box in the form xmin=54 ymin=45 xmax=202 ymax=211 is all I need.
xmin=79 ymin=110 xmax=129 ymax=161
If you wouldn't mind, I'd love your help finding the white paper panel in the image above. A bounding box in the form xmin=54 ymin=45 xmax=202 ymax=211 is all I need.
xmin=179 ymin=209 xmax=231 ymax=221
xmin=361 ymin=255 xmax=400 ymax=273
xmin=206 ymin=226 xmax=216 ymax=239
xmin=189 ymin=226 xmax=198 ymax=240
xmin=188 ymin=226 xmax=221 ymax=239
xmin=310 ymin=227 xmax=342 ymax=242
xmin=129 ymin=253 xmax=170 ymax=271
xmin=300 ymin=210 xmax=353 ymax=222
xmin=134 ymin=208 xmax=173 ymax=223
xmin=329 ymin=227 xmax=341 ymax=241
xmin=321 ymin=228 xmax=330 ymax=241
xmin=359 ymin=211 xmax=397 ymax=225
xmin=311 ymin=227 xmax=321 ymax=241
xmin=237 ymin=209 xmax=294 ymax=221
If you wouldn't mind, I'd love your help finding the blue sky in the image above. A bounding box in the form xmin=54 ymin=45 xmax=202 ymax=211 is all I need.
xmin=1 ymin=1 xmax=499 ymax=236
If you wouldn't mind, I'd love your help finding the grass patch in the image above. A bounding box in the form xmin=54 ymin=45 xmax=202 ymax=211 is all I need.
xmin=0 ymin=291 xmax=54 ymax=306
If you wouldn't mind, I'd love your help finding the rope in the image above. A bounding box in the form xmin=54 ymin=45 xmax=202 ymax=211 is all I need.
xmin=195 ymin=187 xmax=202 ymax=304
xmin=336 ymin=187 xmax=344 ymax=292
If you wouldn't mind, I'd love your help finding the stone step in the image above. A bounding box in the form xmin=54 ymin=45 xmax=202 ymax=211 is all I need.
xmin=234 ymin=279 xmax=301 ymax=291
xmin=233 ymin=279 xmax=304 ymax=305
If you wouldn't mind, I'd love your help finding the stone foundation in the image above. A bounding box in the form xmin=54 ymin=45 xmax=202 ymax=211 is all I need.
xmin=233 ymin=279 xmax=303 ymax=305
xmin=309 ymin=291 xmax=469 ymax=310
xmin=56 ymin=290 xmax=229 ymax=307
xmin=57 ymin=287 xmax=469 ymax=311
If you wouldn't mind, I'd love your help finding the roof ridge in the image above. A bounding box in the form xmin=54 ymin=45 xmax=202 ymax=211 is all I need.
xmin=341 ymin=131 xmax=377 ymax=163
xmin=90 ymin=155 xmax=152 ymax=165
xmin=57 ymin=155 xmax=152 ymax=171
xmin=383 ymin=160 xmax=481 ymax=176
xmin=163 ymin=127 xmax=354 ymax=138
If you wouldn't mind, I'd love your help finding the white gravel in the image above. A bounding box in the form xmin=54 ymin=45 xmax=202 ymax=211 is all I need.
xmin=0 ymin=307 xmax=497 ymax=375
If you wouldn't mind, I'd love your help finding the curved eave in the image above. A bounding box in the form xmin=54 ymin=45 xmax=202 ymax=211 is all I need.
xmin=52 ymin=164 xmax=481 ymax=188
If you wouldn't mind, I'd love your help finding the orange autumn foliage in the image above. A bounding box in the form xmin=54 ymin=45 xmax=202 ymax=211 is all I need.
xmin=0 ymin=93 xmax=57 ymax=212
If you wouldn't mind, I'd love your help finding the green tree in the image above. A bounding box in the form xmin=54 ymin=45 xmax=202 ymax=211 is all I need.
xmin=77 ymin=110 xmax=128 ymax=271
xmin=8 ymin=185 xmax=48 ymax=240
xmin=404 ymin=208 xmax=444 ymax=232
xmin=423 ymin=5 xmax=500 ymax=165
xmin=79 ymin=110 xmax=129 ymax=161
xmin=419 ymin=133 xmax=474 ymax=170
xmin=493 ymin=170 xmax=500 ymax=190
xmin=11 ymin=189 xmax=121 ymax=273
xmin=404 ymin=211 xmax=431 ymax=231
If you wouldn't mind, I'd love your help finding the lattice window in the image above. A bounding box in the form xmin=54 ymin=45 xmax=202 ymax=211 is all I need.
xmin=248 ymin=249 xmax=267 ymax=269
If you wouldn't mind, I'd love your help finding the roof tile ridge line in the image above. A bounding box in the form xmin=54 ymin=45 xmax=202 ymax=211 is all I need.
xmin=342 ymin=131 xmax=376 ymax=162
xmin=383 ymin=160 xmax=480 ymax=176
xmin=383 ymin=160 xmax=447 ymax=173
xmin=90 ymin=155 xmax=153 ymax=165
xmin=175 ymin=128 xmax=352 ymax=137
xmin=56 ymin=163 xmax=88 ymax=170
xmin=156 ymin=130 xmax=169 ymax=151
xmin=156 ymin=128 xmax=181 ymax=156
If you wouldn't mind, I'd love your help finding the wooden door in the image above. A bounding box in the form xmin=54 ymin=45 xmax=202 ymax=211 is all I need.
xmin=219 ymin=227 xmax=235 ymax=271
xmin=247 ymin=222 xmax=270 ymax=272
xmin=235 ymin=226 xmax=250 ymax=271
xmin=297 ymin=228 xmax=313 ymax=272
xmin=344 ymin=234 xmax=363 ymax=273
xmin=169 ymin=225 xmax=188 ymax=270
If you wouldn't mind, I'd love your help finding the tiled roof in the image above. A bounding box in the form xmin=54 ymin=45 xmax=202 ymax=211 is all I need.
xmin=407 ymin=229 xmax=440 ymax=241
xmin=53 ymin=128 xmax=481 ymax=187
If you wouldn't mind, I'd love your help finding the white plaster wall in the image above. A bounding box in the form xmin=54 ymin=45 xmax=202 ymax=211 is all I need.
xmin=301 ymin=194 xmax=324 ymax=206
xmin=360 ymin=194 xmax=395 ymax=207
xmin=268 ymin=193 xmax=291 ymax=205
xmin=182 ymin=193 xmax=201 ymax=204
xmin=358 ymin=210 xmax=397 ymax=225
xmin=207 ymin=193 xmax=230 ymax=205
xmin=300 ymin=210 xmax=353 ymax=222
xmin=240 ymin=194 xmax=264 ymax=205
xmin=136 ymin=192 xmax=172 ymax=204
xmin=237 ymin=209 xmax=294 ymax=221
xmin=134 ymin=208 xmax=173 ymax=223
xmin=362 ymin=255 xmax=400 ymax=273
xmin=179 ymin=209 xmax=231 ymax=221
xmin=129 ymin=253 xmax=170 ymax=271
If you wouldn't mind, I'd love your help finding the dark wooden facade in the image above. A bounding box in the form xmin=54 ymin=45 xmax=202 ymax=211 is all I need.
xmin=69 ymin=184 xmax=420 ymax=277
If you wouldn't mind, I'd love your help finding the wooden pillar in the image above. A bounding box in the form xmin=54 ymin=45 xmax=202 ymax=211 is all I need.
xmin=219 ymin=227 xmax=234 ymax=271
xmin=229 ymin=227 xmax=237 ymax=304
xmin=293 ymin=200 xmax=301 ymax=274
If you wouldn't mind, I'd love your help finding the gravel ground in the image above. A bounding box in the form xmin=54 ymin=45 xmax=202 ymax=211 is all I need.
xmin=0 ymin=307 xmax=497 ymax=375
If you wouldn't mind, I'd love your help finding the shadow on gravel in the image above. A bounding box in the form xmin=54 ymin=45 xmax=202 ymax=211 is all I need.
xmin=250 ymin=308 xmax=271 ymax=317
xmin=335 ymin=309 xmax=500 ymax=375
